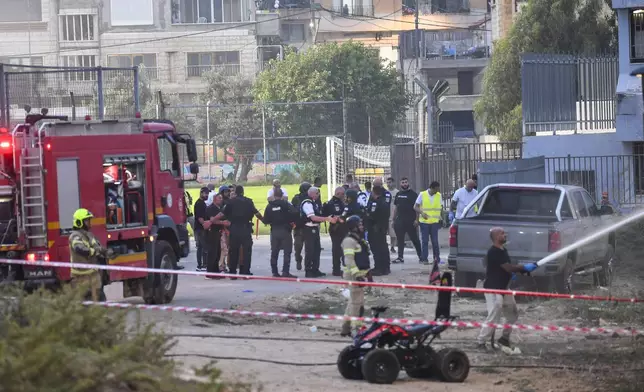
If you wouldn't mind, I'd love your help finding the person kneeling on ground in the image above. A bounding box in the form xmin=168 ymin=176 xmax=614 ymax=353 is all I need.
xmin=340 ymin=215 xmax=372 ymax=337
xmin=477 ymin=227 xmax=537 ymax=351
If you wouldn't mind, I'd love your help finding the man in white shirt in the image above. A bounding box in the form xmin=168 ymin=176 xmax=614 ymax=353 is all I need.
xmin=451 ymin=179 xmax=478 ymax=220
xmin=205 ymin=183 xmax=216 ymax=206
xmin=267 ymin=179 xmax=288 ymax=201
xmin=300 ymin=186 xmax=336 ymax=277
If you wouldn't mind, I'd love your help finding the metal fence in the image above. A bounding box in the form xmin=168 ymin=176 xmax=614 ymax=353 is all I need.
xmin=421 ymin=142 xmax=523 ymax=206
xmin=161 ymin=101 xmax=350 ymax=183
xmin=521 ymin=53 xmax=618 ymax=135
xmin=0 ymin=64 xmax=139 ymax=127
xmin=544 ymin=155 xmax=644 ymax=206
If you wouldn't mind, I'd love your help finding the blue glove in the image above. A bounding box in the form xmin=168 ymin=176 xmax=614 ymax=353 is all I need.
xmin=523 ymin=263 xmax=538 ymax=273
xmin=448 ymin=212 xmax=455 ymax=222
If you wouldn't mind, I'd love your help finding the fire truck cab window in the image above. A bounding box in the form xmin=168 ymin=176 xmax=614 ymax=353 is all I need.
xmin=103 ymin=158 xmax=147 ymax=229
xmin=157 ymin=136 xmax=179 ymax=177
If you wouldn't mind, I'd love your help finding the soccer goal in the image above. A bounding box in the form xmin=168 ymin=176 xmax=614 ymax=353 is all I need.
xmin=325 ymin=136 xmax=391 ymax=200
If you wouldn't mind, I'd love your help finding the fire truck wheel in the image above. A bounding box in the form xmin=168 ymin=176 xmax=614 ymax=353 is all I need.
xmin=146 ymin=240 xmax=178 ymax=304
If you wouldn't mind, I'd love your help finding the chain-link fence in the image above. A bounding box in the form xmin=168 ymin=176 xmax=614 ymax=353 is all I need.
xmin=161 ymin=101 xmax=349 ymax=183
xmin=0 ymin=64 xmax=139 ymax=127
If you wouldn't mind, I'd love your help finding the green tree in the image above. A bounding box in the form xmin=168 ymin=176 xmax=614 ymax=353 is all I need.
xmin=254 ymin=42 xmax=411 ymax=145
xmin=474 ymin=0 xmax=617 ymax=141
xmin=195 ymin=71 xmax=262 ymax=182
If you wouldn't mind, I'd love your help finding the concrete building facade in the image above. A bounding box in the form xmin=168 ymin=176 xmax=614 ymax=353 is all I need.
xmin=0 ymin=0 xmax=258 ymax=102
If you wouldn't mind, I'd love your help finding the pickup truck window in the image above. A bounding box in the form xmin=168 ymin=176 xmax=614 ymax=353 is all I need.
xmin=560 ymin=195 xmax=573 ymax=219
xmin=480 ymin=188 xmax=561 ymax=217
xmin=572 ymin=191 xmax=589 ymax=218
xmin=581 ymin=191 xmax=599 ymax=216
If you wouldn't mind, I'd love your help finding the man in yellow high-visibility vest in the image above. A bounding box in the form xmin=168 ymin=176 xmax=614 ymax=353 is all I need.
xmin=413 ymin=181 xmax=443 ymax=266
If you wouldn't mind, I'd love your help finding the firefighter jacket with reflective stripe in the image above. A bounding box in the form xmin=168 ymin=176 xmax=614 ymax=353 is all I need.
xmin=342 ymin=234 xmax=370 ymax=280
xmin=69 ymin=229 xmax=104 ymax=277
xmin=419 ymin=191 xmax=442 ymax=224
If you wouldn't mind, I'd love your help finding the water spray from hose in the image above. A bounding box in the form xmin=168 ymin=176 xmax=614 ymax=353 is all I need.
xmin=536 ymin=209 xmax=644 ymax=267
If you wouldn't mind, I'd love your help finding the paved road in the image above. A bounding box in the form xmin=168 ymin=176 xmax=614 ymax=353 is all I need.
xmin=105 ymin=231 xmax=450 ymax=309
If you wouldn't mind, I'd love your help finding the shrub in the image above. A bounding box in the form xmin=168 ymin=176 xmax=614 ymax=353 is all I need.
xmin=0 ymin=286 xmax=250 ymax=392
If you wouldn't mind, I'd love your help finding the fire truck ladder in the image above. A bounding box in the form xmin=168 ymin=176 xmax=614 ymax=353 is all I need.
xmin=15 ymin=126 xmax=47 ymax=249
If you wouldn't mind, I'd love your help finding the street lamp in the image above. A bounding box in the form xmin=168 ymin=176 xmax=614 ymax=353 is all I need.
xmin=206 ymin=100 xmax=211 ymax=180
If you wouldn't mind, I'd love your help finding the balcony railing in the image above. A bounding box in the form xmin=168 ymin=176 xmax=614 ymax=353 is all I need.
xmin=331 ymin=5 xmax=375 ymax=17
xmin=186 ymin=64 xmax=241 ymax=78
xmin=256 ymin=0 xmax=311 ymax=11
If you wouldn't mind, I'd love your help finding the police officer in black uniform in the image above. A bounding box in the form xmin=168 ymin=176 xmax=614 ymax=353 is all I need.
xmin=341 ymin=189 xmax=364 ymax=222
xmin=291 ymin=182 xmax=311 ymax=271
xmin=263 ymin=188 xmax=297 ymax=278
xmin=392 ymin=177 xmax=423 ymax=264
xmin=212 ymin=185 xmax=263 ymax=277
xmin=300 ymin=186 xmax=337 ymax=277
xmin=373 ymin=178 xmax=391 ymax=206
xmin=322 ymin=186 xmax=346 ymax=276
xmin=366 ymin=186 xmax=391 ymax=275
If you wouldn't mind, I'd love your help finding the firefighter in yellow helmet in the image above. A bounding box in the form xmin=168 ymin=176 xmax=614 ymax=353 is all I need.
xmin=69 ymin=208 xmax=113 ymax=301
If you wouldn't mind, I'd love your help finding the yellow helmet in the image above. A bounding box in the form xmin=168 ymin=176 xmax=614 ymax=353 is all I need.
xmin=72 ymin=208 xmax=93 ymax=229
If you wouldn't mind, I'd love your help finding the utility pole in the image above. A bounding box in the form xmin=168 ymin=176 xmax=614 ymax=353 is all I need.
xmin=415 ymin=0 xmax=419 ymax=68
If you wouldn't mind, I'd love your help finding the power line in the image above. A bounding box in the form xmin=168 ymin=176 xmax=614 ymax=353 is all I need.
xmin=9 ymin=10 xmax=311 ymax=59
xmin=322 ymin=7 xmax=490 ymax=31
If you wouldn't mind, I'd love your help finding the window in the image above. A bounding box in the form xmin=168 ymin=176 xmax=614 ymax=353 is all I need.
xmin=186 ymin=51 xmax=240 ymax=77
xmin=60 ymin=14 xmax=95 ymax=41
xmin=581 ymin=191 xmax=599 ymax=216
xmin=572 ymin=191 xmax=589 ymax=218
xmin=103 ymin=157 xmax=148 ymax=228
xmin=172 ymin=0 xmax=242 ymax=23
xmin=56 ymin=159 xmax=80 ymax=231
xmin=281 ymin=24 xmax=306 ymax=42
xmin=108 ymin=54 xmax=158 ymax=79
xmin=61 ymin=55 xmax=97 ymax=81
xmin=480 ymin=188 xmax=561 ymax=218
xmin=631 ymin=9 xmax=644 ymax=62
xmin=560 ymin=195 xmax=573 ymax=219
xmin=157 ymin=137 xmax=179 ymax=177
xmin=336 ymin=1 xmax=375 ymax=16
xmin=0 ymin=0 xmax=42 ymax=22
xmin=111 ymin=0 xmax=153 ymax=26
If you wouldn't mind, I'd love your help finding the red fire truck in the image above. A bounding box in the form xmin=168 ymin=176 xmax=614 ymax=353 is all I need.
xmin=0 ymin=108 xmax=199 ymax=304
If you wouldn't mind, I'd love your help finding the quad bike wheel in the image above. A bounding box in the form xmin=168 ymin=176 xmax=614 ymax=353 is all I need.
xmin=361 ymin=349 xmax=400 ymax=384
xmin=337 ymin=346 xmax=364 ymax=380
xmin=437 ymin=348 xmax=470 ymax=383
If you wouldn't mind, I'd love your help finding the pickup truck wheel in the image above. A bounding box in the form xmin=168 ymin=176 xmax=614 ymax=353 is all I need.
xmin=593 ymin=244 xmax=614 ymax=287
xmin=553 ymin=258 xmax=575 ymax=294
xmin=454 ymin=272 xmax=478 ymax=297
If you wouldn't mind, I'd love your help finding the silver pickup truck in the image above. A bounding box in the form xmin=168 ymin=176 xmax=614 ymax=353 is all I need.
xmin=447 ymin=184 xmax=616 ymax=293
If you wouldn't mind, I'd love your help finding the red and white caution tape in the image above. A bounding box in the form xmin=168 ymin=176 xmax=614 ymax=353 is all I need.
xmin=84 ymin=301 xmax=644 ymax=336
xmin=3 ymin=258 xmax=643 ymax=304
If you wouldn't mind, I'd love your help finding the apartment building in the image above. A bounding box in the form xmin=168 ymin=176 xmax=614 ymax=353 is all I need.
xmin=489 ymin=0 xmax=526 ymax=46
xmin=396 ymin=0 xmax=490 ymax=141
xmin=0 ymin=0 xmax=258 ymax=105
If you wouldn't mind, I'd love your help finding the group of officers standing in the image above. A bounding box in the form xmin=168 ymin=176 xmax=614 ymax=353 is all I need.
xmin=191 ymin=174 xmax=448 ymax=283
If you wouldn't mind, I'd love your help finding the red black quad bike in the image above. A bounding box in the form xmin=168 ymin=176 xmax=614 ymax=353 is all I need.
xmin=337 ymin=272 xmax=470 ymax=384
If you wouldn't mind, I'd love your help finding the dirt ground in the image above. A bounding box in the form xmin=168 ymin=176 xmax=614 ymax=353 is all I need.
xmin=136 ymin=245 xmax=644 ymax=392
